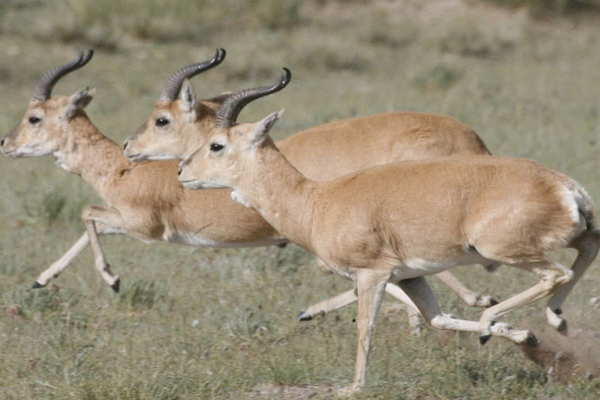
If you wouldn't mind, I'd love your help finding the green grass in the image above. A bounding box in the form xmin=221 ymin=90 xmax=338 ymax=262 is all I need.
xmin=1 ymin=1 xmax=600 ymax=398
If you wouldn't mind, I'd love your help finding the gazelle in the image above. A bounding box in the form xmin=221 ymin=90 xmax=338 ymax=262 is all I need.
xmin=124 ymin=58 xmax=499 ymax=324
xmin=1 ymin=50 xmax=283 ymax=292
xmin=0 ymin=50 xmax=491 ymax=331
xmin=177 ymin=69 xmax=600 ymax=394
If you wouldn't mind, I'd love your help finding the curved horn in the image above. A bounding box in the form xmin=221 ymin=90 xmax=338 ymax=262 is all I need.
xmin=216 ymin=67 xmax=291 ymax=128
xmin=159 ymin=48 xmax=226 ymax=102
xmin=32 ymin=49 xmax=94 ymax=102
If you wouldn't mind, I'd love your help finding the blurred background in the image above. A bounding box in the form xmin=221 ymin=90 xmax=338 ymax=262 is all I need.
xmin=0 ymin=1 xmax=599 ymax=398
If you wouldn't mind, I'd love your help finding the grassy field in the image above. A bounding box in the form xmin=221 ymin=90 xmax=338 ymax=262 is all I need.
xmin=0 ymin=0 xmax=600 ymax=398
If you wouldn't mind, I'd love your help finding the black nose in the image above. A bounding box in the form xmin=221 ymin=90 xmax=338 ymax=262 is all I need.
xmin=0 ymin=139 xmax=4 ymax=148
xmin=178 ymin=167 xmax=182 ymax=176
xmin=123 ymin=140 xmax=128 ymax=150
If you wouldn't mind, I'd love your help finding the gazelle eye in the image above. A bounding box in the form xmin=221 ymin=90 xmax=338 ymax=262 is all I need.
xmin=156 ymin=117 xmax=169 ymax=127
xmin=210 ymin=143 xmax=224 ymax=152
xmin=29 ymin=116 xmax=41 ymax=124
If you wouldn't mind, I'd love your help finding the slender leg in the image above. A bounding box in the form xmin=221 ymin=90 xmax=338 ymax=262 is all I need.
xmin=478 ymin=258 xmax=573 ymax=344
xmin=82 ymin=205 xmax=128 ymax=292
xmin=33 ymin=232 xmax=90 ymax=288
xmin=33 ymin=220 xmax=123 ymax=288
xmin=397 ymin=276 xmax=534 ymax=343
xmin=384 ymin=283 xmax=422 ymax=335
xmin=298 ymin=283 xmax=424 ymax=333
xmin=299 ymin=269 xmax=496 ymax=321
xmin=297 ymin=289 xmax=358 ymax=321
xmin=435 ymin=270 xmax=498 ymax=307
xmin=546 ymin=230 xmax=600 ymax=332
xmin=338 ymin=269 xmax=390 ymax=396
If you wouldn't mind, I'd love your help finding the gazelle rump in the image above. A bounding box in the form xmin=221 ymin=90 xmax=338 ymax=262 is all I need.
xmin=125 ymin=57 xmax=499 ymax=324
xmin=177 ymin=69 xmax=600 ymax=394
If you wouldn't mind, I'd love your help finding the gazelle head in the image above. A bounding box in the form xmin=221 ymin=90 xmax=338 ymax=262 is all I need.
xmin=123 ymin=48 xmax=230 ymax=162
xmin=1 ymin=50 xmax=96 ymax=159
xmin=178 ymin=68 xmax=290 ymax=190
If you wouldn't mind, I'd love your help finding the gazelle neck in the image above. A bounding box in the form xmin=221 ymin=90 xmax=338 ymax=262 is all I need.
xmin=233 ymin=141 xmax=317 ymax=252
xmin=53 ymin=115 xmax=134 ymax=192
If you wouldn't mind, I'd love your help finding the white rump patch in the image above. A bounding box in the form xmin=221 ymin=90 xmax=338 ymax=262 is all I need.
xmin=559 ymin=185 xmax=582 ymax=227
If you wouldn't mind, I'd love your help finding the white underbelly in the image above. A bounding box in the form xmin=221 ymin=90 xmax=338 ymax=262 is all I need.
xmin=165 ymin=231 xmax=287 ymax=248
xmin=393 ymin=252 xmax=491 ymax=280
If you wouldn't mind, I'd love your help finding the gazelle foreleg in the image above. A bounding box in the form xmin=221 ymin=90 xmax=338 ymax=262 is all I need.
xmin=338 ymin=269 xmax=390 ymax=396
xmin=297 ymin=283 xmax=423 ymax=334
xmin=82 ymin=205 xmax=127 ymax=292
xmin=33 ymin=220 xmax=121 ymax=289
xmin=297 ymin=288 xmax=358 ymax=321
xmin=33 ymin=231 xmax=90 ymax=289
xmin=435 ymin=270 xmax=498 ymax=307
xmin=546 ymin=229 xmax=600 ymax=332
xmin=298 ymin=268 xmax=495 ymax=328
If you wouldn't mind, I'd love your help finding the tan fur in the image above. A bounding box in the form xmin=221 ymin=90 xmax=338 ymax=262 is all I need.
xmin=178 ymin=113 xmax=599 ymax=394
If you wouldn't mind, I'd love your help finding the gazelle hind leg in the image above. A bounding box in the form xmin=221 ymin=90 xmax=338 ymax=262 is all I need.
xmin=397 ymin=277 xmax=534 ymax=343
xmin=546 ymin=230 xmax=600 ymax=332
xmin=478 ymin=258 xmax=573 ymax=344
xmin=338 ymin=269 xmax=390 ymax=396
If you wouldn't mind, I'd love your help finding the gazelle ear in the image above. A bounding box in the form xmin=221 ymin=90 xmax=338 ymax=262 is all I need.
xmin=179 ymin=79 xmax=197 ymax=113
xmin=248 ymin=109 xmax=284 ymax=148
xmin=65 ymin=87 xmax=96 ymax=119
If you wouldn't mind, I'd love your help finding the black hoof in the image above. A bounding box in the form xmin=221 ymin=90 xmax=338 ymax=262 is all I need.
xmin=111 ymin=279 xmax=120 ymax=293
xmin=484 ymin=263 xmax=500 ymax=273
xmin=489 ymin=298 xmax=499 ymax=307
xmin=556 ymin=319 xmax=568 ymax=335
xmin=479 ymin=334 xmax=492 ymax=345
xmin=525 ymin=334 xmax=540 ymax=347
xmin=297 ymin=311 xmax=313 ymax=322
xmin=32 ymin=281 xmax=44 ymax=289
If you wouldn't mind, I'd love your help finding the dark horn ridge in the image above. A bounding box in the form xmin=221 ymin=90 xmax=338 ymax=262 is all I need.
xmin=159 ymin=48 xmax=226 ymax=102
xmin=215 ymin=67 xmax=291 ymax=128
xmin=32 ymin=49 xmax=94 ymax=102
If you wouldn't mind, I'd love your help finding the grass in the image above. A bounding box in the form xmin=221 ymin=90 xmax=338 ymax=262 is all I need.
xmin=0 ymin=0 xmax=600 ymax=398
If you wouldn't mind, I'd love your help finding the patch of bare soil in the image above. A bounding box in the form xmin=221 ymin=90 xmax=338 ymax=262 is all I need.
xmin=519 ymin=325 xmax=600 ymax=381
xmin=248 ymin=383 xmax=335 ymax=399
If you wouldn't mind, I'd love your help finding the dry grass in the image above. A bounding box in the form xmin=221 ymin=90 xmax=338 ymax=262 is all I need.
xmin=0 ymin=1 xmax=600 ymax=398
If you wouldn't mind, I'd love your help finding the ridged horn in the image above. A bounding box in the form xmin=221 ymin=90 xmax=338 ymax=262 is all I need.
xmin=159 ymin=48 xmax=226 ymax=102
xmin=215 ymin=68 xmax=291 ymax=128
xmin=32 ymin=49 xmax=94 ymax=102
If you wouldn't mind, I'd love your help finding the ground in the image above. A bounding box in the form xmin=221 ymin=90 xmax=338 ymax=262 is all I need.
xmin=0 ymin=1 xmax=599 ymax=399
